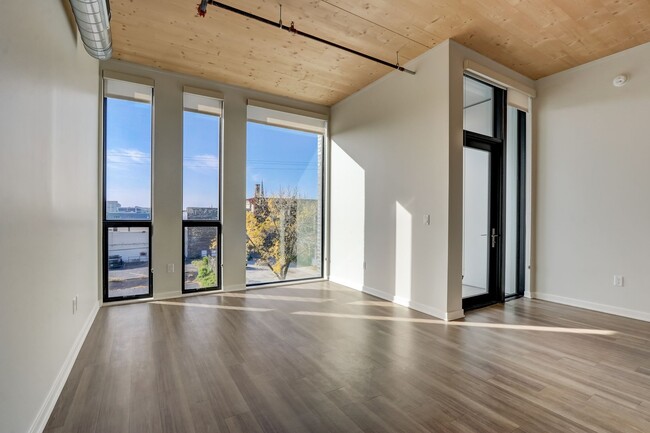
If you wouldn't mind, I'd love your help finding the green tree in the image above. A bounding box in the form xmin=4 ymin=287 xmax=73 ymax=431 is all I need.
xmin=192 ymin=233 xmax=218 ymax=287
xmin=192 ymin=256 xmax=217 ymax=287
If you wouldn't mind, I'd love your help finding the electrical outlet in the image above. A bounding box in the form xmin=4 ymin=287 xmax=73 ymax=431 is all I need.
xmin=167 ymin=263 xmax=175 ymax=273
xmin=613 ymin=275 xmax=624 ymax=287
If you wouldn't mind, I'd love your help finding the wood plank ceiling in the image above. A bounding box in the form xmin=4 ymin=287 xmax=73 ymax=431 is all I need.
xmin=110 ymin=0 xmax=650 ymax=106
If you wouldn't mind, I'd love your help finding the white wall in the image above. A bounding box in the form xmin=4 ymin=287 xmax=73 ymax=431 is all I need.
xmin=0 ymin=3 xmax=100 ymax=433
xmin=330 ymin=41 xmax=455 ymax=319
xmin=534 ymin=41 xmax=650 ymax=321
xmin=330 ymin=40 xmax=534 ymax=319
xmin=100 ymin=60 xmax=329 ymax=297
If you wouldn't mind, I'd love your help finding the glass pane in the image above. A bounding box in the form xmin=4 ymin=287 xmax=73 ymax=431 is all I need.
xmin=183 ymin=107 xmax=220 ymax=221
xmin=107 ymin=226 xmax=150 ymax=298
xmin=463 ymin=147 xmax=490 ymax=298
xmin=245 ymin=122 xmax=323 ymax=285
xmin=105 ymin=96 xmax=152 ymax=220
xmin=464 ymin=76 xmax=494 ymax=137
xmin=184 ymin=226 xmax=219 ymax=290
xmin=505 ymin=107 xmax=520 ymax=296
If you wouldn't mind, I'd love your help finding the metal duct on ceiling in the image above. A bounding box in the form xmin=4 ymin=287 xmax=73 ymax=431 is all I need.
xmin=69 ymin=0 xmax=112 ymax=60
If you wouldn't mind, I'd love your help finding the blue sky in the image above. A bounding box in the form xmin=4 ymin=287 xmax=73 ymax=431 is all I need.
xmin=183 ymin=111 xmax=220 ymax=210
xmin=105 ymin=98 xmax=152 ymax=209
xmin=246 ymin=122 xmax=320 ymax=199
xmin=105 ymin=98 xmax=321 ymax=210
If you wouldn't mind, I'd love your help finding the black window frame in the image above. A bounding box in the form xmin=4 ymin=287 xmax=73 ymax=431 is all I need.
xmin=244 ymin=121 xmax=326 ymax=288
xmin=181 ymin=92 xmax=223 ymax=294
xmin=505 ymin=108 xmax=527 ymax=301
xmin=102 ymin=92 xmax=154 ymax=303
xmin=103 ymin=222 xmax=153 ymax=302
xmin=181 ymin=221 xmax=222 ymax=293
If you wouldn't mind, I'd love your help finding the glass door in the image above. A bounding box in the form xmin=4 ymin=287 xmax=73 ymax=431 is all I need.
xmin=463 ymin=133 xmax=503 ymax=309
xmin=462 ymin=75 xmax=528 ymax=309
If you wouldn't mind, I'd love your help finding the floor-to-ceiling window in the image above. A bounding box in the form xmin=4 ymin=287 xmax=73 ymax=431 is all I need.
xmin=504 ymin=106 xmax=526 ymax=298
xmin=103 ymin=76 xmax=154 ymax=301
xmin=245 ymin=102 xmax=326 ymax=285
xmin=182 ymin=88 xmax=222 ymax=293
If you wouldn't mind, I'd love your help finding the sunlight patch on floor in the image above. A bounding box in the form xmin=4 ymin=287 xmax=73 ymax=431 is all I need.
xmin=347 ymin=300 xmax=398 ymax=307
xmin=286 ymin=286 xmax=350 ymax=292
xmin=291 ymin=311 xmax=617 ymax=335
xmin=151 ymin=300 xmax=273 ymax=312
xmin=213 ymin=292 xmax=334 ymax=303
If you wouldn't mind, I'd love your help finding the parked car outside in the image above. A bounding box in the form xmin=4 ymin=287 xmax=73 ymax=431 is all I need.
xmin=108 ymin=254 xmax=124 ymax=269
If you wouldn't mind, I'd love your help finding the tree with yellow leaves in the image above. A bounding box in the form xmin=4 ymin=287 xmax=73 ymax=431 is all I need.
xmin=246 ymin=188 xmax=317 ymax=280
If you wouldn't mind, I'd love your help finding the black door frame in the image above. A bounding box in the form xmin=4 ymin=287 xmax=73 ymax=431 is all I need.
xmin=462 ymin=76 xmax=528 ymax=309
xmin=462 ymin=76 xmax=506 ymax=310
xmin=463 ymin=132 xmax=504 ymax=310
xmin=506 ymin=108 xmax=527 ymax=300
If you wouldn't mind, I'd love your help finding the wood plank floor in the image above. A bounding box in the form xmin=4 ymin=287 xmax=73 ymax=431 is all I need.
xmin=45 ymin=282 xmax=650 ymax=433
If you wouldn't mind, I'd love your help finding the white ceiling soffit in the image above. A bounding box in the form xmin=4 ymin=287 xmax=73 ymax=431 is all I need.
xmin=464 ymin=60 xmax=536 ymax=99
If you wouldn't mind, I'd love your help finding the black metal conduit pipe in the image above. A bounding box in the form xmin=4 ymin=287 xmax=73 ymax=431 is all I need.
xmin=200 ymin=0 xmax=417 ymax=75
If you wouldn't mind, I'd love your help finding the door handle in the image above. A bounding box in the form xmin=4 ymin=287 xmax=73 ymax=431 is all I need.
xmin=491 ymin=228 xmax=499 ymax=248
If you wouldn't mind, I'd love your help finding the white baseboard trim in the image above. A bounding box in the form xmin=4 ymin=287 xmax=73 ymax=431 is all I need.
xmin=105 ymin=286 xmax=245 ymax=306
xmin=361 ymin=285 xmax=464 ymax=321
xmin=153 ymin=290 xmax=183 ymax=301
xmin=223 ymin=284 xmax=247 ymax=292
xmin=530 ymin=292 xmax=650 ymax=323
xmin=29 ymin=301 xmax=100 ymax=433
xmin=360 ymin=285 xmax=395 ymax=303
xmin=328 ymin=276 xmax=363 ymax=291
xmin=445 ymin=309 xmax=466 ymax=321
xmin=152 ymin=286 xmax=247 ymax=300
xmin=107 ymin=280 xmax=328 ymax=307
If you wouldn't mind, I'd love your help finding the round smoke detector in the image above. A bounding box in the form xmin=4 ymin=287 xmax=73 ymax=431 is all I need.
xmin=613 ymin=74 xmax=628 ymax=87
